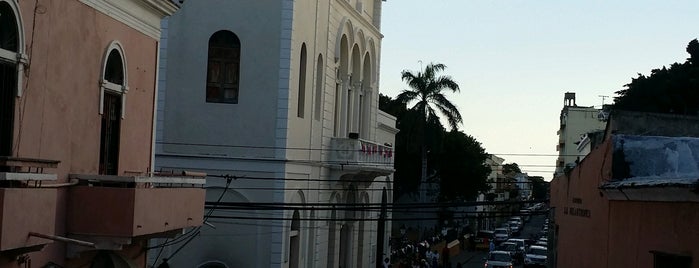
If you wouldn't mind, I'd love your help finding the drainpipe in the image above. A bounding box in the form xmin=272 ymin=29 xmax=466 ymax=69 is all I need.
xmin=29 ymin=232 xmax=95 ymax=248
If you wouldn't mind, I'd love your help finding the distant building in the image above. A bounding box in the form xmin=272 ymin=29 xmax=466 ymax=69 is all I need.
xmin=550 ymin=111 xmax=699 ymax=268
xmin=555 ymin=92 xmax=607 ymax=176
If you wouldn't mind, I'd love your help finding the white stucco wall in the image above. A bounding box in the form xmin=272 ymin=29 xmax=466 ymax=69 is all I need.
xmin=153 ymin=0 xmax=392 ymax=267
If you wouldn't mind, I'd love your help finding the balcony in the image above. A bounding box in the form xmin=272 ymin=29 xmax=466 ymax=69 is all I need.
xmin=0 ymin=157 xmax=59 ymax=253
xmin=330 ymin=138 xmax=394 ymax=179
xmin=67 ymin=172 xmax=205 ymax=248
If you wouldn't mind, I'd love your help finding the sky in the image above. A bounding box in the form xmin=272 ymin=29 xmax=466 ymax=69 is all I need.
xmin=378 ymin=0 xmax=699 ymax=180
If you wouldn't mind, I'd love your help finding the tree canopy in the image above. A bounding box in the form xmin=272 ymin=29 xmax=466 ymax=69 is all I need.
xmin=396 ymin=63 xmax=463 ymax=131
xmin=614 ymin=39 xmax=699 ymax=114
xmin=380 ymin=94 xmax=489 ymax=201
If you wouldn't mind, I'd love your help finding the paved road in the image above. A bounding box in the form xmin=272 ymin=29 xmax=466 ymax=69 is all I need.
xmin=457 ymin=213 xmax=548 ymax=268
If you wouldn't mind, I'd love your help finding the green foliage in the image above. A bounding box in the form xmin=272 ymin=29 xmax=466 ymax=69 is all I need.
xmin=502 ymin=163 xmax=521 ymax=175
xmin=437 ymin=131 xmax=491 ymax=201
xmin=396 ymin=63 xmax=463 ymax=131
xmin=529 ymin=176 xmax=548 ymax=200
xmin=614 ymin=38 xmax=699 ymax=115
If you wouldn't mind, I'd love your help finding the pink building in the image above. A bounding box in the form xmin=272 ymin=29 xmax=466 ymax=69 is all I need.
xmin=550 ymin=111 xmax=699 ymax=268
xmin=0 ymin=1 xmax=204 ymax=267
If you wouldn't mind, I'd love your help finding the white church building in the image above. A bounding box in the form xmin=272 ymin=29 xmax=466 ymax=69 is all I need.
xmin=152 ymin=0 xmax=396 ymax=267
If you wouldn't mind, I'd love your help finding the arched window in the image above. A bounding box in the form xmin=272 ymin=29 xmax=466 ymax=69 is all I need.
xmin=206 ymin=30 xmax=240 ymax=104
xmin=297 ymin=43 xmax=307 ymax=118
xmin=99 ymin=42 xmax=127 ymax=175
xmin=0 ymin=1 xmax=21 ymax=157
xmin=289 ymin=210 xmax=301 ymax=268
xmin=314 ymin=55 xmax=324 ymax=120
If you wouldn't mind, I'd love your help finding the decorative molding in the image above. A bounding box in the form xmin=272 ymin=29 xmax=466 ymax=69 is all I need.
xmin=79 ymin=0 xmax=178 ymax=40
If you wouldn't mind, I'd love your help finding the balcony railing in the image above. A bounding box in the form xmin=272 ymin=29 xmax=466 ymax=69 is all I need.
xmin=0 ymin=157 xmax=59 ymax=252
xmin=67 ymin=173 xmax=205 ymax=239
xmin=330 ymin=138 xmax=394 ymax=172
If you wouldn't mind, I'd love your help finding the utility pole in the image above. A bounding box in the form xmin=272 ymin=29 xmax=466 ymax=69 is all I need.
xmin=598 ymin=95 xmax=609 ymax=107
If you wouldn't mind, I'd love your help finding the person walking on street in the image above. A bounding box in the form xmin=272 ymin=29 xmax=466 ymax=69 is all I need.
xmin=489 ymin=240 xmax=495 ymax=252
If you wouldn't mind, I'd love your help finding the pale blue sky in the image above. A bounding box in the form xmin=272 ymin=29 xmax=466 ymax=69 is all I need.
xmin=379 ymin=0 xmax=699 ymax=180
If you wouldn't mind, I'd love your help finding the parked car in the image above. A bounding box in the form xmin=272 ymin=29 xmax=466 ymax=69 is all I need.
xmin=484 ymin=250 xmax=514 ymax=268
xmin=475 ymin=230 xmax=495 ymax=251
xmin=507 ymin=238 xmax=527 ymax=252
xmin=508 ymin=222 xmax=522 ymax=236
xmin=535 ymin=240 xmax=548 ymax=247
xmin=524 ymin=245 xmax=547 ymax=268
xmin=505 ymin=239 xmax=527 ymax=263
xmin=494 ymin=228 xmax=510 ymax=243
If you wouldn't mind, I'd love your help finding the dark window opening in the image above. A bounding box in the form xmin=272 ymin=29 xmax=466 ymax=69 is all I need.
xmin=99 ymin=92 xmax=121 ymax=175
xmin=104 ymin=50 xmax=124 ymax=85
xmin=0 ymin=62 xmax=16 ymax=157
xmin=297 ymin=43 xmax=307 ymax=118
xmin=206 ymin=30 xmax=240 ymax=104
xmin=0 ymin=3 xmax=19 ymax=52
xmin=652 ymin=251 xmax=691 ymax=268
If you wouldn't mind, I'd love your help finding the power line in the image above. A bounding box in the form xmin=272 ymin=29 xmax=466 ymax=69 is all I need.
xmin=156 ymin=141 xmax=584 ymax=157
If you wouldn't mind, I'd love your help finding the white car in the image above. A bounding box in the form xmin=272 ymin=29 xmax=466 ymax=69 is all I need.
xmin=484 ymin=250 xmax=514 ymax=268
xmin=494 ymin=228 xmax=510 ymax=243
xmin=524 ymin=245 xmax=547 ymax=268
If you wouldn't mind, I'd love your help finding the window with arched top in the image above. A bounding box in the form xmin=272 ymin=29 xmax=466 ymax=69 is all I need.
xmin=289 ymin=210 xmax=301 ymax=268
xmin=314 ymin=55 xmax=324 ymax=120
xmin=0 ymin=1 xmax=20 ymax=157
xmin=297 ymin=43 xmax=307 ymax=118
xmin=99 ymin=42 xmax=127 ymax=175
xmin=206 ymin=30 xmax=240 ymax=104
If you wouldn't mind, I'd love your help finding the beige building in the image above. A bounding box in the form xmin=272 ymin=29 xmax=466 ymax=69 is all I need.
xmin=154 ymin=0 xmax=396 ymax=267
xmin=555 ymin=92 xmax=606 ymax=176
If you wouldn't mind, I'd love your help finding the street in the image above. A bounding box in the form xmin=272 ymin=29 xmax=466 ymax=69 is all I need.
xmin=454 ymin=213 xmax=548 ymax=268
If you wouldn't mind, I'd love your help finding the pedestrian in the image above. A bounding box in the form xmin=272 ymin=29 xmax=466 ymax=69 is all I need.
xmin=383 ymin=257 xmax=391 ymax=268
xmin=489 ymin=240 xmax=495 ymax=252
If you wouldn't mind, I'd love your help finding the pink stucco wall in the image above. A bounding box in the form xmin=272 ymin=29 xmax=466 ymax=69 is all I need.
xmin=0 ymin=188 xmax=56 ymax=250
xmin=14 ymin=0 xmax=156 ymax=177
xmin=3 ymin=0 xmax=162 ymax=266
xmin=550 ymin=138 xmax=612 ymax=268
xmin=552 ymin=136 xmax=699 ymax=268
xmin=68 ymin=186 xmax=205 ymax=237
xmin=607 ymin=201 xmax=699 ymax=268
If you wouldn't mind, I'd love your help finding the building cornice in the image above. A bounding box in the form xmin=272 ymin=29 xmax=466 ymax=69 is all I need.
xmin=79 ymin=0 xmax=179 ymax=40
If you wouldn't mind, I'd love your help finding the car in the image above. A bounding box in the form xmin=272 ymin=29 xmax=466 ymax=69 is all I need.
xmin=507 ymin=238 xmax=527 ymax=251
xmin=497 ymin=242 xmax=522 ymax=264
xmin=534 ymin=240 xmax=548 ymax=247
xmin=494 ymin=228 xmax=510 ymax=243
xmin=505 ymin=239 xmax=527 ymax=263
xmin=508 ymin=222 xmax=522 ymax=236
xmin=475 ymin=230 xmax=495 ymax=250
xmin=484 ymin=250 xmax=514 ymax=268
xmin=524 ymin=245 xmax=547 ymax=268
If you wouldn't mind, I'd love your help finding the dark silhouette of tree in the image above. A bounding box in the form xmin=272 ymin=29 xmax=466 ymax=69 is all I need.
xmin=614 ymin=38 xmax=699 ymax=115
xmin=529 ymin=176 xmax=548 ymax=200
xmin=502 ymin=163 xmax=521 ymax=176
xmin=437 ymin=131 xmax=490 ymax=201
xmin=395 ymin=63 xmax=462 ymax=199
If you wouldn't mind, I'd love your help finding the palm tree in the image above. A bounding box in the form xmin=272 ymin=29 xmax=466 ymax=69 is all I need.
xmin=396 ymin=63 xmax=462 ymax=130
xmin=396 ymin=62 xmax=462 ymax=202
